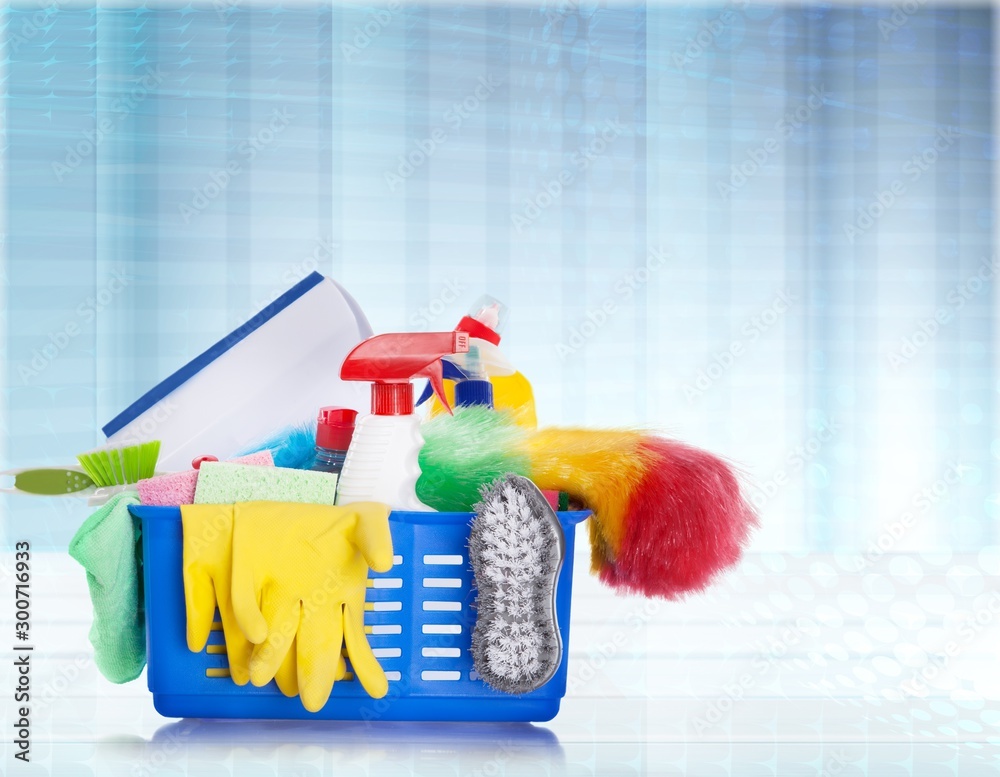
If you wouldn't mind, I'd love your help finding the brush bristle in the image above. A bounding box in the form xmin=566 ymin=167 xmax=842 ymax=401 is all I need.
xmin=76 ymin=440 xmax=161 ymax=487
xmin=469 ymin=474 xmax=563 ymax=694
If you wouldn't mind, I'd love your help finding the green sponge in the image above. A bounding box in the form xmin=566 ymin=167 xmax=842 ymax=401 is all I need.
xmin=194 ymin=462 xmax=338 ymax=505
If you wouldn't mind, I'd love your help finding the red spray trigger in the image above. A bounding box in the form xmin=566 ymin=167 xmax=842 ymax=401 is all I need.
xmin=424 ymin=331 xmax=469 ymax=414
xmin=340 ymin=331 xmax=469 ymax=416
xmin=418 ymin=358 xmax=451 ymax=415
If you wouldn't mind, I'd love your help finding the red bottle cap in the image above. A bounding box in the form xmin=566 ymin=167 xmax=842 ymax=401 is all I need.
xmin=456 ymin=315 xmax=501 ymax=345
xmin=371 ymin=384 xmax=413 ymax=416
xmin=316 ymin=406 xmax=358 ymax=451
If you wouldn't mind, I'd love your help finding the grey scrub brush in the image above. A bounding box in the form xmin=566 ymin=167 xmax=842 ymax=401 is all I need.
xmin=469 ymin=473 xmax=565 ymax=695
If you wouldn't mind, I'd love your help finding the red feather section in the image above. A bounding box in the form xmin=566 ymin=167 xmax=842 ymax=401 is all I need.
xmin=601 ymin=437 xmax=758 ymax=598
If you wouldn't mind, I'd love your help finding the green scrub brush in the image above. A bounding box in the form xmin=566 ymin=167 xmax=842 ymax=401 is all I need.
xmin=76 ymin=440 xmax=161 ymax=505
xmin=1 ymin=440 xmax=162 ymax=504
xmin=0 ymin=467 xmax=96 ymax=496
xmin=469 ymin=473 xmax=565 ymax=695
xmin=77 ymin=440 xmax=161 ymax=488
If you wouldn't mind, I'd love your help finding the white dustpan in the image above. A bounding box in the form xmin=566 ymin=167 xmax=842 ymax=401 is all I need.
xmin=103 ymin=274 xmax=372 ymax=471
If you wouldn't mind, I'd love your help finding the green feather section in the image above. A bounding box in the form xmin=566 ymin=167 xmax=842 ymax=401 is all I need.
xmin=416 ymin=407 xmax=531 ymax=512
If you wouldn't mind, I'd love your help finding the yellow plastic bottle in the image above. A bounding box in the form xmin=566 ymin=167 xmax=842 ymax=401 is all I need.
xmin=424 ymin=295 xmax=537 ymax=429
xmin=429 ymin=370 xmax=537 ymax=428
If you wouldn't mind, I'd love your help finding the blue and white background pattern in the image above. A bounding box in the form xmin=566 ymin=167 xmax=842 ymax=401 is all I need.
xmin=1 ymin=3 xmax=1000 ymax=774
xmin=0 ymin=2 xmax=995 ymax=557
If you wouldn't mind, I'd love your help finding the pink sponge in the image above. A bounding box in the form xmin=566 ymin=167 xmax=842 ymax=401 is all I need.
xmin=136 ymin=451 xmax=274 ymax=506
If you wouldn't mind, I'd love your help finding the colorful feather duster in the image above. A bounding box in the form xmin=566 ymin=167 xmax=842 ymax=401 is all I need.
xmin=417 ymin=407 xmax=757 ymax=599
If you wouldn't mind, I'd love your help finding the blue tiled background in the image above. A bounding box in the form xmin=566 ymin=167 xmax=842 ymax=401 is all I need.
xmin=0 ymin=2 xmax=994 ymax=551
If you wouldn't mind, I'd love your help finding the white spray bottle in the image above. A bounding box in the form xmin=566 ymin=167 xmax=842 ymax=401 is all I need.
xmin=336 ymin=331 xmax=469 ymax=510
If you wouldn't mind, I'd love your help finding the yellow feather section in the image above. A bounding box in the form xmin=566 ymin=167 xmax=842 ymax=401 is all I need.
xmin=522 ymin=428 xmax=652 ymax=570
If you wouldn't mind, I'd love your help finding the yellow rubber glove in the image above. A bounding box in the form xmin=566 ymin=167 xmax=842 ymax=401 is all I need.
xmin=230 ymin=501 xmax=393 ymax=712
xmin=181 ymin=504 xmax=305 ymax=695
xmin=272 ymin=641 xmax=347 ymax=695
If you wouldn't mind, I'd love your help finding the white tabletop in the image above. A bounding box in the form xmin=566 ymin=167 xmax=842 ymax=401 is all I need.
xmin=3 ymin=549 xmax=998 ymax=775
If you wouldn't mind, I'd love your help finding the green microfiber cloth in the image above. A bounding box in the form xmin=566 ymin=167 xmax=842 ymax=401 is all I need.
xmin=68 ymin=491 xmax=146 ymax=684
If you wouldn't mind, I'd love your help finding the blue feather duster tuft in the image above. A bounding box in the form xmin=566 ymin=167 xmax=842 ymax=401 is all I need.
xmin=239 ymin=422 xmax=317 ymax=470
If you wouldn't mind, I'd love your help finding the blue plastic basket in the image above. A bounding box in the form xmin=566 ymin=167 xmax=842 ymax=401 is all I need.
xmin=131 ymin=505 xmax=589 ymax=722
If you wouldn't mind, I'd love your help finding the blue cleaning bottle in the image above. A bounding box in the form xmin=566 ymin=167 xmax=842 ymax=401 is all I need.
xmin=452 ymin=345 xmax=495 ymax=408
